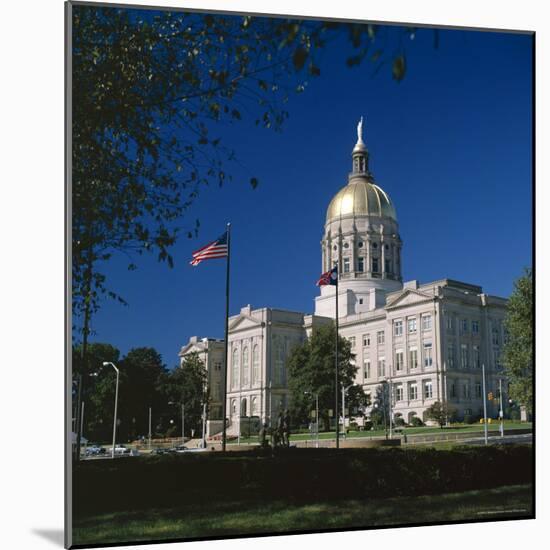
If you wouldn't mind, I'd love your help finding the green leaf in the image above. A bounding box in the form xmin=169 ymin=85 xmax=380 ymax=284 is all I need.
xmin=250 ymin=177 xmax=259 ymax=190
xmin=293 ymin=47 xmax=308 ymax=71
xmin=392 ymin=55 xmax=406 ymax=82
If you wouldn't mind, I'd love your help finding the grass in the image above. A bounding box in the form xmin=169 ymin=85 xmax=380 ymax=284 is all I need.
xmin=232 ymin=422 xmax=532 ymax=445
xmin=73 ymin=484 xmax=532 ymax=545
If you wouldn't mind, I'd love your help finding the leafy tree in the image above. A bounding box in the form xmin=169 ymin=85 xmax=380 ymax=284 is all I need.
xmin=503 ymin=268 xmax=533 ymax=415
xmin=72 ymin=342 xmax=121 ymax=443
xmin=287 ymin=324 xmax=366 ymax=430
xmin=425 ymin=400 xmax=455 ymax=428
xmin=118 ymin=348 xmax=168 ymax=440
xmin=71 ymin=5 xmax=424 ymax=347
xmin=369 ymin=382 xmax=389 ymax=431
xmin=161 ymin=352 xmax=208 ymax=438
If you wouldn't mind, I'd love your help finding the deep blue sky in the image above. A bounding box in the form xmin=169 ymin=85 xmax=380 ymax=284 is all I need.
xmin=88 ymin=19 xmax=532 ymax=368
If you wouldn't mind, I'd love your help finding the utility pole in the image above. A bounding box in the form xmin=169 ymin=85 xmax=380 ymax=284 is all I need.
xmin=148 ymin=407 xmax=152 ymax=450
xmin=482 ymin=364 xmax=488 ymax=445
xmin=499 ymin=378 xmax=504 ymax=438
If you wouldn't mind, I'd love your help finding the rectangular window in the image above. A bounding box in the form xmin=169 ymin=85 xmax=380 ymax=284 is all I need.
xmin=422 ymin=314 xmax=432 ymax=331
xmin=357 ymin=257 xmax=365 ymax=272
xmin=475 ymin=383 xmax=482 ymax=398
xmin=364 ymin=359 xmax=371 ymax=379
xmin=349 ymin=336 xmax=356 ymax=349
xmin=408 ymin=317 xmax=417 ymax=334
xmin=447 ymin=344 xmax=455 ymax=369
xmin=377 ymin=358 xmax=386 ymax=377
xmin=384 ymin=258 xmax=391 ymax=274
xmin=395 ymin=385 xmax=403 ymax=402
xmin=424 ymin=342 xmax=433 ymax=367
xmin=372 ymin=257 xmax=379 ymax=273
xmin=446 ymin=316 xmax=454 ymax=331
xmin=461 ymin=344 xmax=468 ymax=369
xmin=409 ymin=348 xmax=418 ymax=369
xmin=377 ymin=331 xmax=385 ymax=345
xmin=462 ymin=383 xmax=470 ymax=399
xmin=461 ymin=319 xmax=468 ymax=334
xmin=409 ymin=383 xmax=418 ymax=400
xmin=343 ymin=257 xmax=350 ymax=273
xmin=395 ymin=351 xmax=404 ymax=371
xmin=450 ymin=382 xmax=456 ymax=398
xmin=363 ymin=333 xmax=370 ymax=347
xmin=473 ymin=345 xmax=480 ymax=368
xmin=472 ymin=320 xmax=479 ymax=334
xmin=394 ymin=320 xmax=403 ymax=336
xmin=492 ymin=324 xmax=500 ymax=345
xmin=424 ymin=380 xmax=433 ymax=399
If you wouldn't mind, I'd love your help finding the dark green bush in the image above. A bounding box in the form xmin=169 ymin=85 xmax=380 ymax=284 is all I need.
xmin=74 ymin=445 xmax=532 ymax=517
xmin=410 ymin=417 xmax=424 ymax=427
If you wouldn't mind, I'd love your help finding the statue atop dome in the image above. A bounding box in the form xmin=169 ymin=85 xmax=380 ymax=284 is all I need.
xmin=357 ymin=116 xmax=364 ymax=144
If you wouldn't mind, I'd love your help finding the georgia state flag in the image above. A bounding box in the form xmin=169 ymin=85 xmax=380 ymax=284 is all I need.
xmin=316 ymin=265 xmax=338 ymax=286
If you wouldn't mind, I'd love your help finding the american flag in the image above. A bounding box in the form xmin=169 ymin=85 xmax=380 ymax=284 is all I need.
xmin=316 ymin=265 xmax=338 ymax=286
xmin=190 ymin=232 xmax=229 ymax=266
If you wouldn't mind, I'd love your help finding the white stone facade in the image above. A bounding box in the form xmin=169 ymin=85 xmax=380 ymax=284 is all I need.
xmin=179 ymin=123 xmax=508 ymax=431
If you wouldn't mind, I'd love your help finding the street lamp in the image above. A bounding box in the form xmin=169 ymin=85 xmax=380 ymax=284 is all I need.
xmin=102 ymin=362 xmax=120 ymax=459
xmin=168 ymin=401 xmax=185 ymax=445
xmin=304 ymin=391 xmax=319 ymax=448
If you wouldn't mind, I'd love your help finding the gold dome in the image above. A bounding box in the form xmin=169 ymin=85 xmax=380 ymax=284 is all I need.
xmin=326 ymin=179 xmax=397 ymax=223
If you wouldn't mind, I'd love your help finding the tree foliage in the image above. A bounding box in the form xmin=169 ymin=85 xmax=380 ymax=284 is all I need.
xmin=369 ymin=381 xmax=389 ymax=430
xmin=162 ymin=352 xmax=208 ymax=437
xmin=287 ymin=324 xmax=366 ymax=429
xmin=71 ymin=4 xmax=422 ymax=341
xmin=425 ymin=400 xmax=455 ymax=428
xmin=503 ymin=268 xmax=533 ymax=414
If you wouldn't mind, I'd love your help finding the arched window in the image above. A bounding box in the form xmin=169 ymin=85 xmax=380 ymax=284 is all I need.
xmin=231 ymin=399 xmax=237 ymax=415
xmin=251 ymin=396 xmax=258 ymax=416
xmin=242 ymin=347 xmax=249 ymax=385
xmin=231 ymin=348 xmax=239 ymax=388
xmin=241 ymin=398 xmax=247 ymax=417
xmin=252 ymin=345 xmax=260 ymax=385
xmin=274 ymin=337 xmax=285 ymax=385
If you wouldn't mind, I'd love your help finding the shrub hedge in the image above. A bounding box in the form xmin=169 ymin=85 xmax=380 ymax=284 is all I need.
xmin=74 ymin=445 xmax=532 ymax=516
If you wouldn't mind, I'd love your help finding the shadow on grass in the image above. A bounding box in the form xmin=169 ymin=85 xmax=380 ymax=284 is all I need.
xmin=73 ymin=484 xmax=533 ymax=546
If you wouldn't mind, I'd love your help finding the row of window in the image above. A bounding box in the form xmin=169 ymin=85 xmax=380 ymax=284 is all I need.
xmin=230 ymin=345 xmax=261 ymax=388
xmin=394 ymin=314 xmax=432 ymax=336
xmin=349 ymin=316 xmax=433 ymax=351
xmin=445 ymin=317 xmax=480 ymax=335
xmin=390 ymin=380 xmax=433 ymax=402
xmin=331 ymin=241 xmax=390 ymax=250
xmin=448 ymin=381 xmax=483 ymax=400
xmin=339 ymin=256 xmax=393 ymax=274
xmin=363 ymin=343 xmax=433 ymax=379
xmin=447 ymin=344 xmax=503 ymax=370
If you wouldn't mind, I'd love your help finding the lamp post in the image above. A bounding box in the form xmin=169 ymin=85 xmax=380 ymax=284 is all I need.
xmin=304 ymin=391 xmax=319 ymax=448
xmin=102 ymin=362 xmax=120 ymax=459
xmin=168 ymin=401 xmax=185 ymax=445
xmin=342 ymin=384 xmax=355 ymax=439
xmin=499 ymin=378 xmax=504 ymax=438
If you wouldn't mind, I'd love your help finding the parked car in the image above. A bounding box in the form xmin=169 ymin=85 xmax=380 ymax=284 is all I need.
xmin=150 ymin=448 xmax=169 ymax=455
xmin=84 ymin=445 xmax=105 ymax=456
xmin=105 ymin=444 xmax=131 ymax=455
xmin=168 ymin=445 xmax=188 ymax=454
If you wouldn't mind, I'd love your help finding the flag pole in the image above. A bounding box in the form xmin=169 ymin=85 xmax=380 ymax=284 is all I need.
xmin=335 ymin=263 xmax=339 ymax=449
xmin=221 ymin=223 xmax=231 ymax=452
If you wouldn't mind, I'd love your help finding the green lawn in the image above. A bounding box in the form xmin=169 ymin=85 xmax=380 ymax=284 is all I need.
xmin=232 ymin=422 xmax=532 ymax=445
xmin=73 ymin=484 xmax=532 ymax=546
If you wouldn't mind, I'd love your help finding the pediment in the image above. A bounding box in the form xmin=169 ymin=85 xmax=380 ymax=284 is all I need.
xmin=228 ymin=314 xmax=263 ymax=333
xmin=385 ymin=288 xmax=434 ymax=309
xmin=178 ymin=342 xmax=205 ymax=356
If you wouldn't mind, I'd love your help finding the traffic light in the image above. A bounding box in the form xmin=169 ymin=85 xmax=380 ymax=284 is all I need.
xmin=488 ymin=392 xmax=494 ymax=401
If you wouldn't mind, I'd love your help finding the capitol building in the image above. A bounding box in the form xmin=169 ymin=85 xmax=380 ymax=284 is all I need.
xmin=179 ymin=121 xmax=508 ymax=436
